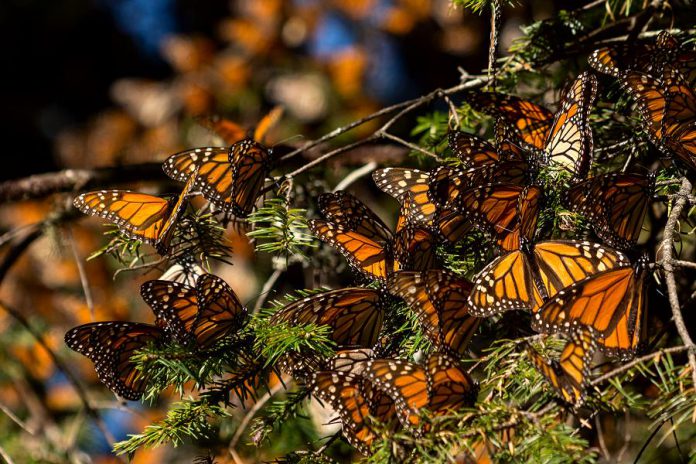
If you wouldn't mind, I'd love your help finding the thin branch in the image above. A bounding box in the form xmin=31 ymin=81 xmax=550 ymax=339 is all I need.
xmin=252 ymin=269 xmax=283 ymax=315
xmin=66 ymin=227 xmax=95 ymax=320
xmin=0 ymin=162 xmax=166 ymax=203
xmin=228 ymin=381 xmax=288 ymax=457
xmin=657 ymin=177 xmax=696 ymax=388
xmin=333 ymin=162 xmax=378 ymax=192
xmin=0 ymin=401 xmax=35 ymax=435
xmin=671 ymin=259 xmax=696 ymax=270
xmin=379 ymin=132 xmax=440 ymax=160
xmin=0 ymin=445 xmax=15 ymax=464
xmin=595 ymin=415 xmax=611 ymax=462
xmin=280 ymin=77 xmax=490 ymax=176
xmin=590 ymin=346 xmax=690 ymax=386
xmin=0 ymin=300 xmax=118 ymax=450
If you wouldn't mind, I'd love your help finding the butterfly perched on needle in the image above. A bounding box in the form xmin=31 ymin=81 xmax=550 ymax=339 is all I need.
xmin=388 ymin=270 xmax=480 ymax=356
xmin=447 ymin=183 xmax=542 ymax=252
xmin=270 ymin=287 xmax=386 ymax=378
xmin=73 ymin=175 xmax=196 ymax=254
xmin=528 ymin=328 xmax=596 ymax=406
xmin=65 ymin=321 xmax=166 ymax=400
xmin=467 ymin=240 xmax=630 ymax=317
xmin=309 ymin=191 xmax=438 ymax=281
xmin=65 ymin=273 xmax=246 ymax=399
xmin=465 ymin=92 xmax=554 ymax=151
xmin=621 ymin=70 xmax=696 ymax=172
xmin=589 ymin=31 xmax=696 ymax=87
xmin=466 ymin=72 xmax=598 ymax=179
xmin=373 ymin=129 xmax=529 ymax=243
xmin=355 ymin=352 xmax=478 ymax=432
xmin=565 ymin=172 xmax=654 ymax=250
xmin=163 ymin=138 xmax=274 ymax=216
xmin=531 ymin=256 xmax=649 ymax=361
xmin=141 ymin=273 xmax=247 ymax=349
xmin=310 ymin=369 xmax=399 ymax=455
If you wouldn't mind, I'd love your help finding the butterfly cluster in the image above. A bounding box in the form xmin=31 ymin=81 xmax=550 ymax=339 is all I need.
xmin=65 ymin=31 xmax=695 ymax=457
xmin=65 ymin=274 xmax=247 ymax=400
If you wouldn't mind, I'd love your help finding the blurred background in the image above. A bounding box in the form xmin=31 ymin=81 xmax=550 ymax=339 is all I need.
xmin=0 ymin=1 xmax=617 ymax=462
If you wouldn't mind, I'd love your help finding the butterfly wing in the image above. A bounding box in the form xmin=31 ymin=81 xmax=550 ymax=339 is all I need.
xmin=566 ymin=173 xmax=652 ymax=249
xmin=544 ymin=72 xmax=597 ymax=179
xmin=193 ymin=274 xmax=247 ymax=348
xmin=532 ymin=266 xmax=635 ymax=337
xmin=467 ymin=250 xmax=538 ymax=316
xmin=163 ymin=147 xmax=235 ymax=213
xmin=74 ymin=190 xmax=179 ymax=250
xmin=426 ymin=352 xmax=478 ymax=413
xmin=65 ymin=322 xmax=165 ymax=400
xmin=271 ymin=288 xmax=384 ymax=347
xmin=311 ymin=371 xmax=396 ymax=455
xmin=388 ymin=270 xmax=479 ymax=355
xmin=448 ymin=131 xmax=500 ymax=167
xmin=597 ymin=263 xmax=648 ymax=360
xmin=229 ymin=138 xmax=273 ymax=216
xmin=358 ymin=359 xmax=429 ymax=430
xmin=318 ymin=191 xmax=392 ymax=243
xmin=310 ymin=220 xmax=392 ymax=280
xmin=373 ymin=168 xmax=438 ymax=224
xmin=392 ymin=225 xmax=438 ymax=272
xmin=529 ymin=329 xmax=596 ymax=406
xmin=532 ymin=240 xmax=630 ymax=305
xmin=467 ymin=92 xmax=553 ymax=150
xmin=140 ymin=280 xmax=198 ymax=345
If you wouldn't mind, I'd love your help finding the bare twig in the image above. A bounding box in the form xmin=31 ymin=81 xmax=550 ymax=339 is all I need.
xmin=0 ymin=401 xmax=35 ymax=435
xmin=0 ymin=162 xmax=166 ymax=203
xmin=66 ymin=227 xmax=95 ymax=320
xmin=228 ymin=381 xmax=288 ymax=458
xmin=280 ymin=77 xmax=490 ymax=177
xmin=252 ymin=268 xmax=283 ymax=315
xmin=590 ymin=346 xmax=690 ymax=386
xmin=333 ymin=162 xmax=378 ymax=192
xmin=595 ymin=415 xmax=611 ymax=461
xmin=657 ymin=177 xmax=696 ymax=388
xmin=0 ymin=445 xmax=15 ymax=464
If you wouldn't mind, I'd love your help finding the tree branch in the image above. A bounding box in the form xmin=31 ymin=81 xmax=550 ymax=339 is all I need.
xmin=0 ymin=162 xmax=166 ymax=204
xmin=657 ymin=177 xmax=696 ymax=388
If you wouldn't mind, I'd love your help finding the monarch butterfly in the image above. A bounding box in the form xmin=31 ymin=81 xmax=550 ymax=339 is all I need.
xmin=310 ymin=191 xmax=437 ymax=280
xmin=426 ymin=352 xmax=479 ymax=415
xmin=450 ymin=183 xmax=542 ymax=251
xmin=73 ymin=175 xmax=195 ymax=254
xmin=270 ymin=288 xmax=385 ymax=348
xmin=141 ymin=273 xmax=247 ymax=349
xmin=198 ymin=106 xmax=283 ymax=145
xmin=589 ymin=31 xmax=696 ymax=86
xmin=467 ymin=73 xmax=597 ymax=179
xmin=565 ymin=172 xmax=653 ymax=249
xmin=621 ymin=70 xmax=696 ymax=172
xmin=356 ymin=352 xmax=477 ymax=430
xmin=65 ymin=322 xmax=165 ymax=400
xmin=158 ymin=254 xmax=206 ymax=286
xmin=465 ymin=92 xmax=554 ymax=150
xmin=310 ymin=370 xmax=398 ymax=455
xmin=531 ymin=257 xmax=648 ymax=360
xmin=542 ymin=72 xmax=597 ymax=179
xmin=528 ymin=328 xmax=596 ymax=406
xmin=163 ymin=138 xmax=274 ymax=216
xmin=467 ymin=241 xmax=630 ymax=317
xmin=388 ymin=270 xmax=480 ymax=356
